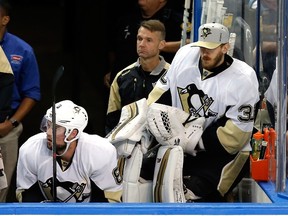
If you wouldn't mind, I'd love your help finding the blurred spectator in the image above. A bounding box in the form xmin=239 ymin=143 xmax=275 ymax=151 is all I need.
xmin=103 ymin=0 xmax=186 ymax=88
xmin=0 ymin=0 xmax=41 ymax=202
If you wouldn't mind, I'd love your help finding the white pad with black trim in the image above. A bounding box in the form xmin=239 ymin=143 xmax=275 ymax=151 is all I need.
xmin=153 ymin=145 xmax=185 ymax=202
xmin=108 ymin=98 xmax=148 ymax=143
xmin=122 ymin=145 xmax=153 ymax=202
xmin=147 ymin=103 xmax=205 ymax=155
xmin=112 ymin=101 xmax=197 ymax=203
xmin=107 ymin=98 xmax=149 ymax=157
xmin=112 ymin=128 xmax=154 ymax=158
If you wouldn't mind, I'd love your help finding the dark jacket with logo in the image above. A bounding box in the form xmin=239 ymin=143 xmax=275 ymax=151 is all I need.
xmin=105 ymin=57 xmax=170 ymax=134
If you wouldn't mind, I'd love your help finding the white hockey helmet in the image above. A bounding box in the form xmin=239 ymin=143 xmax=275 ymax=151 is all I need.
xmin=44 ymin=100 xmax=88 ymax=142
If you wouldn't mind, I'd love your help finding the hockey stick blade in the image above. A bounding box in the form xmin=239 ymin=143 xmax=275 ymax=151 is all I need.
xmin=51 ymin=65 xmax=64 ymax=202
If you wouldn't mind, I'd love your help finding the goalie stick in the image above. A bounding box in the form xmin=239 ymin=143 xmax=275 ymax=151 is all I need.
xmin=51 ymin=65 xmax=64 ymax=202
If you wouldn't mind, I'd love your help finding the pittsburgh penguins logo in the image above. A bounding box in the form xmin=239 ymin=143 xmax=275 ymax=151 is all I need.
xmin=200 ymin=27 xmax=212 ymax=39
xmin=39 ymin=178 xmax=89 ymax=202
xmin=73 ymin=106 xmax=81 ymax=114
xmin=178 ymin=83 xmax=217 ymax=119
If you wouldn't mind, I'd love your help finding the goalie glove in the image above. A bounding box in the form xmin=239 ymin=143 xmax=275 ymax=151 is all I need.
xmin=146 ymin=103 xmax=205 ymax=155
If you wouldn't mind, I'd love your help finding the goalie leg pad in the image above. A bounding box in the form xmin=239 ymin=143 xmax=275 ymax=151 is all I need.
xmin=122 ymin=145 xmax=153 ymax=202
xmin=153 ymin=145 xmax=185 ymax=202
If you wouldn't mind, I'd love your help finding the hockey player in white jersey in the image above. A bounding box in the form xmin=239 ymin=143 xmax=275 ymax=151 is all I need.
xmin=147 ymin=22 xmax=259 ymax=202
xmin=16 ymin=100 xmax=122 ymax=202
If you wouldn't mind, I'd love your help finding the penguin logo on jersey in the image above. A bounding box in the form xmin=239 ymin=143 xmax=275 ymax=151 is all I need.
xmin=200 ymin=27 xmax=212 ymax=39
xmin=39 ymin=178 xmax=89 ymax=202
xmin=178 ymin=83 xmax=217 ymax=119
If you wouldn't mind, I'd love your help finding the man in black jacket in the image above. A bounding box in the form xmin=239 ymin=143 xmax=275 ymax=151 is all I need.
xmin=106 ymin=20 xmax=170 ymax=134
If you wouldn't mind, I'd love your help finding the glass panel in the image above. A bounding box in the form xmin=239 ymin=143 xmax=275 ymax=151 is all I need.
xmin=200 ymin=0 xmax=256 ymax=68
xmin=275 ymin=0 xmax=288 ymax=193
xmin=200 ymin=0 xmax=280 ymax=189
xmin=285 ymin=0 xmax=288 ymax=189
xmin=256 ymin=0 xmax=278 ymax=185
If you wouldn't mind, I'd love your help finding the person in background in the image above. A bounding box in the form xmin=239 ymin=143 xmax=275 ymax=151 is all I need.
xmin=0 ymin=45 xmax=14 ymax=191
xmin=0 ymin=0 xmax=41 ymax=202
xmin=0 ymin=45 xmax=13 ymax=132
xmin=105 ymin=19 xmax=170 ymax=134
xmin=147 ymin=22 xmax=259 ymax=202
xmin=16 ymin=100 xmax=122 ymax=203
xmin=249 ymin=0 xmax=277 ymax=90
xmin=103 ymin=0 xmax=187 ymax=89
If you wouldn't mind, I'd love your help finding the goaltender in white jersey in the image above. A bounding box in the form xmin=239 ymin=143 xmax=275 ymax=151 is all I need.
xmin=147 ymin=23 xmax=259 ymax=202
xmin=16 ymin=100 xmax=122 ymax=203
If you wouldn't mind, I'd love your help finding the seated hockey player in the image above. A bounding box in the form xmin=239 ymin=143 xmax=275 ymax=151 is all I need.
xmin=16 ymin=100 xmax=122 ymax=203
xmin=147 ymin=22 xmax=259 ymax=202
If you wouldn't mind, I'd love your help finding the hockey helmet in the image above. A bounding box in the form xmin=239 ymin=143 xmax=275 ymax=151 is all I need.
xmin=44 ymin=100 xmax=88 ymax=141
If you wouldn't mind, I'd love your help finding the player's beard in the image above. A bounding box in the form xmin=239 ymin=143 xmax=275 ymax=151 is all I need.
xmin=201 ymin=52 xmax=224 ymax=70
xmin=47 ymin=141 xmax=67 ymax=155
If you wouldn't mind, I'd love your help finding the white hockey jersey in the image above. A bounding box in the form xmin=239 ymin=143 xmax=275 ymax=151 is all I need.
xmin=16 ymin=132 xmax=122 ymax=203
xmin=148 ymin=44 xmax=259 ymax=153
xmin=147 ymin=44 xmax=260 ymax=197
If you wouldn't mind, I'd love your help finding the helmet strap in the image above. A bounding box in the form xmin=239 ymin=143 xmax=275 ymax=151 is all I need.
xmin=56 ymin=129 xmax=79 ymax=156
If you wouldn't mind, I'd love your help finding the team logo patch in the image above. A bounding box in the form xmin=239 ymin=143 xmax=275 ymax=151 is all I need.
xmin=200 ymin=27 xmax=212 ymax=39
xmin=10 ymin=55 xmax=23 ymax=64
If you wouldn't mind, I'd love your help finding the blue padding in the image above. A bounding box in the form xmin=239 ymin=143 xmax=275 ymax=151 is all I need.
xmin=1 ymin=203 xmax=288 ymax=215
xmin=259 ymin=180 xmax=288 ymax=203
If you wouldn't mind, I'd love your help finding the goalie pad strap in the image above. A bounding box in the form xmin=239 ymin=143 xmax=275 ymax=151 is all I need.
xmin=114 ymin=139 xmax=138 ymax=158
